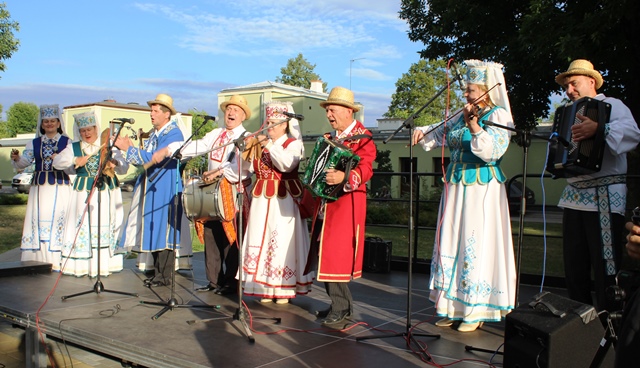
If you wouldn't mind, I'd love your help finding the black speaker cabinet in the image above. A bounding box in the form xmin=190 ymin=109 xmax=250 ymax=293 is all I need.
xmin=363 ymin=237 xmax=391 ymax=273
xmin=504 ymin=292 xmax=614 ymax=368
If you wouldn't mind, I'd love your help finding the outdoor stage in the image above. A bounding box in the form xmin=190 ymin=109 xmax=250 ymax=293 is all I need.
xmin=0 ymin=251 xmax=604 ymax=368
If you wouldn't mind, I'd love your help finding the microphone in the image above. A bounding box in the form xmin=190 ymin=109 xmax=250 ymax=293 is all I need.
xmin=451 ymin=62 xmax=467 ymax=91
xmin=202 ymin=115 xmax=218 ymax=121
xmin=280 ymin=111 xmax=305 ymax=121
xmin=112 ymin=118 xmax=135 ymax=124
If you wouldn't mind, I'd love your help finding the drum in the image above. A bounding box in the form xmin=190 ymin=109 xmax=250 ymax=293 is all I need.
xmin=183 ymin=177 xmax=237 ymax=221
xmin=302 ymin=137 xmax=360 ymax=200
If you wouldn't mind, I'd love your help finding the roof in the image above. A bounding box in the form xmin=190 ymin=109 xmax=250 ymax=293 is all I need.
xmin=63 ymin=100 xmax=150 ymax=112
xmin=220 ymin=81 xmax=328 ymax=98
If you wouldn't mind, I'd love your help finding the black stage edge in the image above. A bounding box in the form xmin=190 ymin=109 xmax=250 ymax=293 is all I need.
xmin=0 ymin=261 xmax=51 ymax=277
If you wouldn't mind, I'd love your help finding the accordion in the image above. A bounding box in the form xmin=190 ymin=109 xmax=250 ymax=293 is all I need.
xmin=302 ymin=137 xmax=360 ymax=200
xmin=545 ymin=97 xmax=611 ymax=178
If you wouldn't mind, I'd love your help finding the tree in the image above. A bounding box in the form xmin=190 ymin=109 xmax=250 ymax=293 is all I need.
xmin=183 ymin=108 xmax=218 ymax=175
xmin=399 ymin=0 xmax=640 ymax=131
xmin=385 ymin=59 xmax=465 ymax=127
xmin=399 ymin=0 xmax=640 ymax=210
xmin=6 ymin=102 xmax=37 ymax=137
xmin=0 ymin=3 xmax=20 ymax=77
xmin=276 ymin=53 xmax=327 ymax=92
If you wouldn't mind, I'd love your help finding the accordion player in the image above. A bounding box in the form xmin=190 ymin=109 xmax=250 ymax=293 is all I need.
xmin=302 ymin=137 xmax=361 ymax=200
xmin=545 ymin=96 xmax=611 ymax=178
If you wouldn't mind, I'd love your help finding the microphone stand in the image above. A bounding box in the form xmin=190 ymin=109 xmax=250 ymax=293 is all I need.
xmin=139 ymin=117 xmax=220 ymax=320
xmin=356 ymin=84 xmax=446 ymax=355
xmin=62 ymin=121 xmax=138 ymax=300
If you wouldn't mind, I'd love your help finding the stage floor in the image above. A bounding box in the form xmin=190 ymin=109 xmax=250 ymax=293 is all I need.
xmin=0 ymin=250 xmax=565 ymax=368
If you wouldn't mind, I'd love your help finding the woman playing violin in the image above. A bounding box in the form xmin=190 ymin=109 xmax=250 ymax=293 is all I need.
xmin=411 ymin=60 xmax=517 ymax=332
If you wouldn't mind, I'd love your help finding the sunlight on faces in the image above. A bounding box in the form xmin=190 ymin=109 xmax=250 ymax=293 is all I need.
xmin=149 ymin=104 xmax=171 ymax=130
xmin=561 ymin=75 xmax=597 ymax=101
xmin=41 ymin=118 xmax=61 ymax=136
xmin=324 ymin=104 xmax=353 ymax=133
xmin=266 ymin=118 xmax=288 ymax=140
xmin=224 ymin=105 xmax=246 ymax=130
xmin=79 ymin=126 xmax=98 ymax=143
xmin=464 ymin=83 xmax=489 ymax=107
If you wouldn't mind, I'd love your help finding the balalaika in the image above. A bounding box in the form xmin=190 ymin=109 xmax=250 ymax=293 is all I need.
xmin=545 ymin=97 xmax=611 ymax=178
xmin=302 ymin=137 xmax=360 ymax=200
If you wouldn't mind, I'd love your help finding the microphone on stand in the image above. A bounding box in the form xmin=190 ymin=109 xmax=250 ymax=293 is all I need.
xmin=202 ymin=115 xmax=218 ymax=121
xmin=451 ymin=62 xmax=467 ymax=91
xmin=280 ymin=111 xmax=305 ymax=121
xmin=111 ymin=118 xmax=136 ymax=124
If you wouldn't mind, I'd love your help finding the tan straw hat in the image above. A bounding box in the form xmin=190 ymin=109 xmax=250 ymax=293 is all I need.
xmin=555 ymin=59 xmax=603 ymax=89
xmin=147 ymin=93 xmax=177 ymax=115
xmin=220 ymin=94 xmax=252 ymax=119
xmin=320 ymin=86 xmax=360 ymax=112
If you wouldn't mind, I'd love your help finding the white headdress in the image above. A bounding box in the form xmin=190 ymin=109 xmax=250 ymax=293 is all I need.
xmin=72 ymin=110 xmax=101 ymax=142
xmin=464 ymin=59 xmax=512 ymax=114
xmin=264 ymin=101 xmax=302 ymax=141
xmin=36 ymin=104 xmax=66 ymax=138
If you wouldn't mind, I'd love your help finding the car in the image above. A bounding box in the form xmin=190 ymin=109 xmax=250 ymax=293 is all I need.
xmin=508 ymin=180 xmax=535 ymax=215
xmin=12 ymin=171 xmax=33 ymax=194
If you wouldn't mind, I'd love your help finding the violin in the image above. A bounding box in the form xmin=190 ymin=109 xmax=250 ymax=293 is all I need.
xmin=100 ymin=128 xmax=116 ymax=178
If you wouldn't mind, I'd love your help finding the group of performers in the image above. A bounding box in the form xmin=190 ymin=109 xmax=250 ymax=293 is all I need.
xmin=10 ymin=58 xmax=640 ymax=334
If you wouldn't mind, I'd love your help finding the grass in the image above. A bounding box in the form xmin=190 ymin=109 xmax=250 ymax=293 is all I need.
xmin=0 ymin=204 xmax=28 ymax=255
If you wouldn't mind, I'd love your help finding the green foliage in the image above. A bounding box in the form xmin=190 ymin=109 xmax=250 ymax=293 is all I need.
xmin=399 ymin=0 xmax=640 ymax=132
xmin=183 ymin=108 xmax=218 ymax=174
xmin=6 ymin=102 xmax=37 ymax=136
xmin=276 ymin=53 xmax=327 ymax=92
xmin=0 ymin=3 xmax=20 ymax=76
xmin=0 ymin=193 xmax=28 ymax=205
xmin=386 ymin=59 xmax=464 ymax=127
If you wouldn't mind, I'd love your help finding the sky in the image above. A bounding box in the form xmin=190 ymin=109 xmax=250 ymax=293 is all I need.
xmin=0 ymin=1 xmax=426 ymax=126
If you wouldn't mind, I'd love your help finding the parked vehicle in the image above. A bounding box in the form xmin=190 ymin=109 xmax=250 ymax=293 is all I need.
xmin=12 ymin=168 xmax=34 ymax=194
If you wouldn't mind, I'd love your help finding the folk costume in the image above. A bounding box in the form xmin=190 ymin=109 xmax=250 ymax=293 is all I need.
xmin=53 ymin=111 xmax=129 ymax=277
xmin=416 ymin=60 xmax=517 ymax=327
xmin=12 ymin=104 xmax=72 ymax=271
xmin=308 ymin=87 xmax=376 ymax=321
xmin=555 ymin=60 xmax=640 ymax=312
xmin=118 ymin=94 xmax=185 ymax=286
xmin=239 ymin=102 xmax=314 ymax=301
xmin=166 ymin=94 xmax=252 ymax=294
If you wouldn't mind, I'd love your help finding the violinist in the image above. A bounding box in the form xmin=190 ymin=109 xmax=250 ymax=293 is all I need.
xmin=53 ymin=110 xmax=129 ymax=277
xmin=411 ymin=59 xmax=517 ymax=332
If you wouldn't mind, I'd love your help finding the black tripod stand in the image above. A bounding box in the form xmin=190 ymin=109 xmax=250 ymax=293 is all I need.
xmin=139 ymin=118 xmax=218 ymax=320
xmin=356 ymin=83 xmax=449 ymax=352
xmin=62 ymin=121 xmax=138 ymax=300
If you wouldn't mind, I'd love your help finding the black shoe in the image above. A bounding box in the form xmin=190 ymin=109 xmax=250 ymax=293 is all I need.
xmin=195 ymin=284 xmax=219 ymax=292
xmin=321 ymin=310 xmax=350 ymax=325
xmin=147 ymin=280 xmax=170 ymax=288
xmin=143 ymin=278 xmax=153 ymax=286
xmin=214 ymin=284 xmax=237 ymax=295
xmin=316 ymin=307 xmax=353 ymax=319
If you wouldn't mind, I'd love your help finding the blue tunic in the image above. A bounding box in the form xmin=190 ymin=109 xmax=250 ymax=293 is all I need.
xmin=120 ymin=122 xmax=185 ymax=253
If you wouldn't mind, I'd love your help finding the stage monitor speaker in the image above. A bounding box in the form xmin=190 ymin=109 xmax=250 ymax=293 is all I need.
xmin=504 ymin=291 xmax=614 ymax=368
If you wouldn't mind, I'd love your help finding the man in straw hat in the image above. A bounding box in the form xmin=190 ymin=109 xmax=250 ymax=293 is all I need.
xmin=305 ymin=86 xmax=376 ymax=326
xmin=115 ymin=93 xmax=186 ymax=287
xmin=555 ymin=59 xmax=640 ymax=313
xmin=153 ymin=94 xmax=253 ymax=295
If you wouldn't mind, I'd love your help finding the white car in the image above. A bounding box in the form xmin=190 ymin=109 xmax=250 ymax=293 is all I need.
xmin=12 ymin=171 xmax=33 ymax=194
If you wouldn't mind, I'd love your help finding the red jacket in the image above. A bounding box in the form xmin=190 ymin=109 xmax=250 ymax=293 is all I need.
xmin=315 ymin=121 xmax=376 ymax=282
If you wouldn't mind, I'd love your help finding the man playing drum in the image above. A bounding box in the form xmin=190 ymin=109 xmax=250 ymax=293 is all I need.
xmin=154 ymin=95 xmax=253 ymax=295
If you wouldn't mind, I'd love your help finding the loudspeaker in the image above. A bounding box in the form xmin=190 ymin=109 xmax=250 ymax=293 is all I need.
xmin=363 ymin=237 xmax=392 ymax=273
xmin=504 ymin=292 xmax=614 ymax=368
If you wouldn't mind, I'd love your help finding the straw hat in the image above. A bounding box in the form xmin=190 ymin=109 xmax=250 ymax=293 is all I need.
xmin=320 ymin=86 xmax=360 ymax=112
xmin=147 ymin=93 xmax=177 ymax=115
xmin=555 ymin=59 xmax=603 ymax=89
xmin=220 ymin=94 xmax=252 ymax=119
